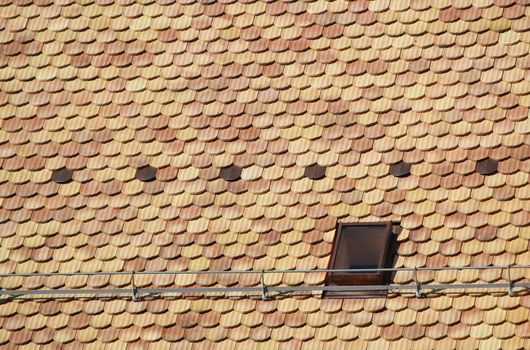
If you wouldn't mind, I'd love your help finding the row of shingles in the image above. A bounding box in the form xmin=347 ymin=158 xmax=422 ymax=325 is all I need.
xmin=2 ymin=338 xmax=526 ymax=350
xmin=2 ymin=296 xmax=530 ymax=347
xmin=111 ymin=293 xmax=517 ymax=346
xmin=0 ymin=294 xmax=446 ymax=344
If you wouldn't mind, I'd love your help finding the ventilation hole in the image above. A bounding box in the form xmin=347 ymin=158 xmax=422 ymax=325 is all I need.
xmin=136 ymin=165 xmax=157 ymax=182
xmin=389 ymin=161 xmax=411 ymax=177
xmin=51 ymin=167 xmax=73 ymax=184
xmin=304 ymin=164 xmax=326 ymax=180
xmin=219 ymin=165 xmax=242 ymax=181
xmin=476 ymin=158 xmax=498 ymax=176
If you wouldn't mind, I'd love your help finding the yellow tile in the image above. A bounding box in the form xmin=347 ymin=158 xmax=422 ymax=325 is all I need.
xmin=505 ymin=308 xmax=529 ymax=325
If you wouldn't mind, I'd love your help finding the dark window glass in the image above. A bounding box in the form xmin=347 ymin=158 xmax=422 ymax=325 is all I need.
xmin=326 ymin=222 xmax=395 ymax=291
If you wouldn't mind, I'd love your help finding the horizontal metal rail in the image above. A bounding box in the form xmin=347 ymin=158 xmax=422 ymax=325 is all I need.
xmin=2 ymin=283 xmax=530 ymax=297
xmin=1 ymin=265 xmax=529 ymax=300
xmin=1 ymin=264 xmax=530 ymax=278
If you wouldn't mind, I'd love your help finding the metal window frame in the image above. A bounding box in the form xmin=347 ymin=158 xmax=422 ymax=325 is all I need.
xmin=327 ymin=221 xmax=393 ymax=285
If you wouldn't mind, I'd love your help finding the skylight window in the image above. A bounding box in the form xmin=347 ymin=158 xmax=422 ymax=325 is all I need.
xmin=326 ymin=222 xmax=396 ymax=293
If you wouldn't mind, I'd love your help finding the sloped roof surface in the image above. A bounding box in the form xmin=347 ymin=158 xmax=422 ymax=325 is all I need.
xmin=1 ymin=0 xmax=530 ymax=348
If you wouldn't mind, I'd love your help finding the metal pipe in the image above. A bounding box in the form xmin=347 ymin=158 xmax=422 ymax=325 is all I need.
xmin=1 ymin=265 xmax=529 ymax=300
xmin=1 ymin=264 xmax=529 ymax=278
xmin=2 ymin=282 xmax=530 ymax=298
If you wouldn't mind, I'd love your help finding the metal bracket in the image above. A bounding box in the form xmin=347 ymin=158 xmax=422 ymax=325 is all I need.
xmin=413 ymin=267 xmax=423 ymax=298
xmin=131 ymin=271 xmax=140 ymax=301
xmin=260 ymin=270 xmax=269 ymax=300
xmin=507 ymin=266 xmax=514 ymax=297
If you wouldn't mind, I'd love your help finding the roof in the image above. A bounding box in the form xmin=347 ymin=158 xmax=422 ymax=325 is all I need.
xmin=1 ymin=0 xmax=530 ymax=348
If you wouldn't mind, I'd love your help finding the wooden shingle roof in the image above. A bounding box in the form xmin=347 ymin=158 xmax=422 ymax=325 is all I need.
xmin=1 ymin=0 xmax=530 ymax=348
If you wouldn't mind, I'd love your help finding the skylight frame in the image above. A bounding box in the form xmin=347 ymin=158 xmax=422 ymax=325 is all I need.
xmin=326 ymin=222 xmax=393 ymax=286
